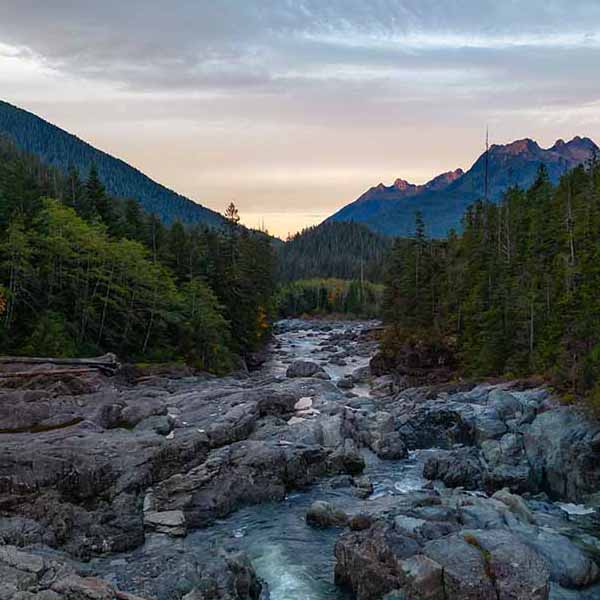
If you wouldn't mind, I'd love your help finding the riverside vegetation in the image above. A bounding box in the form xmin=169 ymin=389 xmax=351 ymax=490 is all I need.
xmin=0 ymin=136 xmax=275 ymax=372
xmin=382 ymin=160 xmax=600 ymax=407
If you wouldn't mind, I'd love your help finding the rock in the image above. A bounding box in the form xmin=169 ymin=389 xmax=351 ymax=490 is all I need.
xmin=349 ymin=514 xmax=373 ymax=531
xmin=394 ymin=516 xmax=427 ymax=538
xmin=294 ymin=397 xmax=313 ymax=411
xmin=370 ymin=376 xmax=395 ymax=397
xmin=423 ymin=448 xmax=485 ymax=489
xmin=519 ymin=529 xmax=600 ymax=588
xmin=399 ymin=555 xmax=444 ymax=600
xmin=524 ymin=407 xmax=600 ymax=502
xmin=352 ymin=475 xmax=374 ymax=499
xmin=133 ymin=415 xmax=174 ymax=435
xmin=337 ymin=378 xmax=355 ymax=390
xmin=492 ymin=488 xmax=535 ymax=524
xmin=372 ymin=431 xmax=408 ymax=460
xmin=473 ymin=409 xmax=508 ymax=442
xmin=0 ymin=546 xmax=151 ymax=600
xmin=306 ymin=501 xmax=349 ymax=528
xmin=487 ymin=389 xmax=523 ymax=419
xmin=351 ymin=366 xmax=371 ymax=383
xmin=458 ymin=529 xmax=550 ymax=600
xmin=51 ymin=575 xmax=117 ymax=600
xmin=334 ymin=521 xmax=421 ymax=600
xmin=144 ymin=510 xmax=187 ymax=537
xmin=286 ymin=361 xmax=329 ymax=379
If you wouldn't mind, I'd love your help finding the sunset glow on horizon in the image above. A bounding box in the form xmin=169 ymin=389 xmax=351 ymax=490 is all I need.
xmin=2 ymin=1 xmax=600 ymax=237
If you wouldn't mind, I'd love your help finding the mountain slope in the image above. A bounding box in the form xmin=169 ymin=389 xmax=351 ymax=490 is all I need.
xmin=328 ymin=136 xmax=598 ymax=237
xmin=278 ymin=220 xmax=392 ymax=282
xmin=0 ymin=100 xmax=225 ymax=227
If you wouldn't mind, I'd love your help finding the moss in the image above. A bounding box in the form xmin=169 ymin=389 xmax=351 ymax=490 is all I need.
xmin=463 ymin=533 xmax=496 ymax=583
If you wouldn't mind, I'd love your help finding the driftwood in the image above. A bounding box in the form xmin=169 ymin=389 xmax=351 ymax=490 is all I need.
xmin=0 ymin=353 xmax=120 ymax=376
xmin=0 ymin=368 xmax=105 ymax=379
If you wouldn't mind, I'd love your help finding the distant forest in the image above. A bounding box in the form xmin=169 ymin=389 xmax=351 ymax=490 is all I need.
xmin=277 ymin=278 xmax=384 ymax=318
xmin=0 ymin=136 xmax=275 ymax=372
xmin=277 ymin=220 xmax=391 ymax=283
xmin=383 ymin=160 xmax=600 ymax=402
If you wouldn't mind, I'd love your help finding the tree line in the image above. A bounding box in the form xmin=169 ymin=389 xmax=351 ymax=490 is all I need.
xmin=277 ymin=278 xmax=384 ymax=318
xmin=383 ymin=160 xmax=600 ymax=403
xmin=277 ymin=220 xmax=391 ymax=283
xmin=0 ymin=136 xmax=275 ymax=372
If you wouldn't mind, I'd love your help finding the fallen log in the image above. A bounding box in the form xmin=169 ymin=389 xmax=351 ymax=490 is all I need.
xmin=0 ymin=367 xmax=103 ymax=379
xmin=0 ymin=353 xmax=120 ymax=375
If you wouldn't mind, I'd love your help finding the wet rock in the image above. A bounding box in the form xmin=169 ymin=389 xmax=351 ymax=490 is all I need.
xmin=349 ymin=514 xmax=373 ymax=531
xmin=372 ymin=431 xmax=408 ymax=460
xmin=286 ymin=361 xmax=330 ymax=379
xmin=337 ymin=377 xmax=355 ymax=390
xmin=306 ymin=501 xmax=349 ymax=528
xmin=352 ymin=475 xmax=374 ymax=499
xmin=351 ymin=366 xmax=371 ymax=383
xmin=423 ymin=447 xmax=485 ymax=490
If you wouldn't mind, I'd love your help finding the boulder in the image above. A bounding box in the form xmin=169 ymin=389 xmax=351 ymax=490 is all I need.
xmin=423 ymin=448 xmax=485 ymax=490
xmin=306 ymin=501 xmax=349 ymax=528
xmin=286 ymin=361 xmax=330 ymax=379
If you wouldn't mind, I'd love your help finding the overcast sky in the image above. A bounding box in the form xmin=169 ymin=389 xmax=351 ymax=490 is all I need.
xmin=1 ymin=1 xmax=599 ymax=236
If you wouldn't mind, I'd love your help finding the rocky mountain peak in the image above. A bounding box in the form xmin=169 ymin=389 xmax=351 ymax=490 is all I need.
xmin=393 ymin=178 xmax=415 ymax=191
xmin=494 ymin=138 xmax=540 ymax=156
xmin=425 ymin=168 xmax=465 ymax=190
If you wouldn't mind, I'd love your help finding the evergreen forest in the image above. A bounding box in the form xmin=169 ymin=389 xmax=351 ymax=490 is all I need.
xmin=0 ymin=136 xmax=275 ymax=373
xmin=382 ymin=161 xmax=600 ymax=401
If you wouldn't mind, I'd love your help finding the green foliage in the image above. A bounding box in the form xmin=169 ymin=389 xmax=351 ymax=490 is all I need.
xmin=277 ymin=278 xmax=384 ymax=318
xmin=383 ymin=160 xmax=600 ymax=400
xmin=22 ymin=311 xmax=77 ymax=357
xmin=278 ymin=221 xmax=391 ymax=283
xmin=0 ymin=139 xmax=277 ymax=372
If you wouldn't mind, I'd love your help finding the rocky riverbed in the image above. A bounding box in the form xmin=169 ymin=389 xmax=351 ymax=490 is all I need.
xmin=1 ymin=320 xmax=599 ymax=600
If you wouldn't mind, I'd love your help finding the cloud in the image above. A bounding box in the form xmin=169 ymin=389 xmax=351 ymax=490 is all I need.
xmin=0 ymin=1 xmax=599 ymax=236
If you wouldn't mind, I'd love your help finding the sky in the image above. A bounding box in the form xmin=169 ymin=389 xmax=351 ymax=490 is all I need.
xmin=1 ymin=1 xmax=600 ymax=237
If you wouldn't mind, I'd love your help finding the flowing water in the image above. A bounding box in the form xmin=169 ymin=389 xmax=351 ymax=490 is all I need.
xmin=96 ymin=320 xmax=434 ymax=600
xmin=91 ymin=319 xmax=600 ymax=600
xmin=181 ymin=319 xmax=431 ymax=600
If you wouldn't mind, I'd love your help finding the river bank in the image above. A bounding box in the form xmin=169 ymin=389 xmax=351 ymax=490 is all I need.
xmin=1 ymin=320 xmax=599 ymax=600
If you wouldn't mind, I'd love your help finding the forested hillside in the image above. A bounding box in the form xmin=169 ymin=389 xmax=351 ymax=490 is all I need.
xmin=278 ymin=220 xmax=391 ymax=282
xmin=383 ymin=159 xmax=600 ymax=401
xmin=0 ymin=100 xmax=225 ymax=227
xmin=0 ymin=136 xmax=275 ymax=371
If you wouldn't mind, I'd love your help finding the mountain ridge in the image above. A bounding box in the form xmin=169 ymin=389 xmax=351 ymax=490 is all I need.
xmin=327 ymin=135 xmax=598 ymax=237
xmin=0 ymin=100 xmax=226 ymax=228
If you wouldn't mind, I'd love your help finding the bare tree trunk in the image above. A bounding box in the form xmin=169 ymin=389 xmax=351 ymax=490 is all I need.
xmin=529 ymin=299 xmax=535 ymax=356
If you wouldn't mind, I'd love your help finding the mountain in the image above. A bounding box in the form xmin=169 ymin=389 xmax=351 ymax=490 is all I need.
xmin=278 ymin=220 xmax=392 ymax=283
xmin=327 ymin=136 xmax=599 ymax=237
xmin=0 ymin=100 xmax=225 ymax=227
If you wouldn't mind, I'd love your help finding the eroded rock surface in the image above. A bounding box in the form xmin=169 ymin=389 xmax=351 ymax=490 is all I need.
xmin=2 ymin=319 xmax=599 ymax=600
